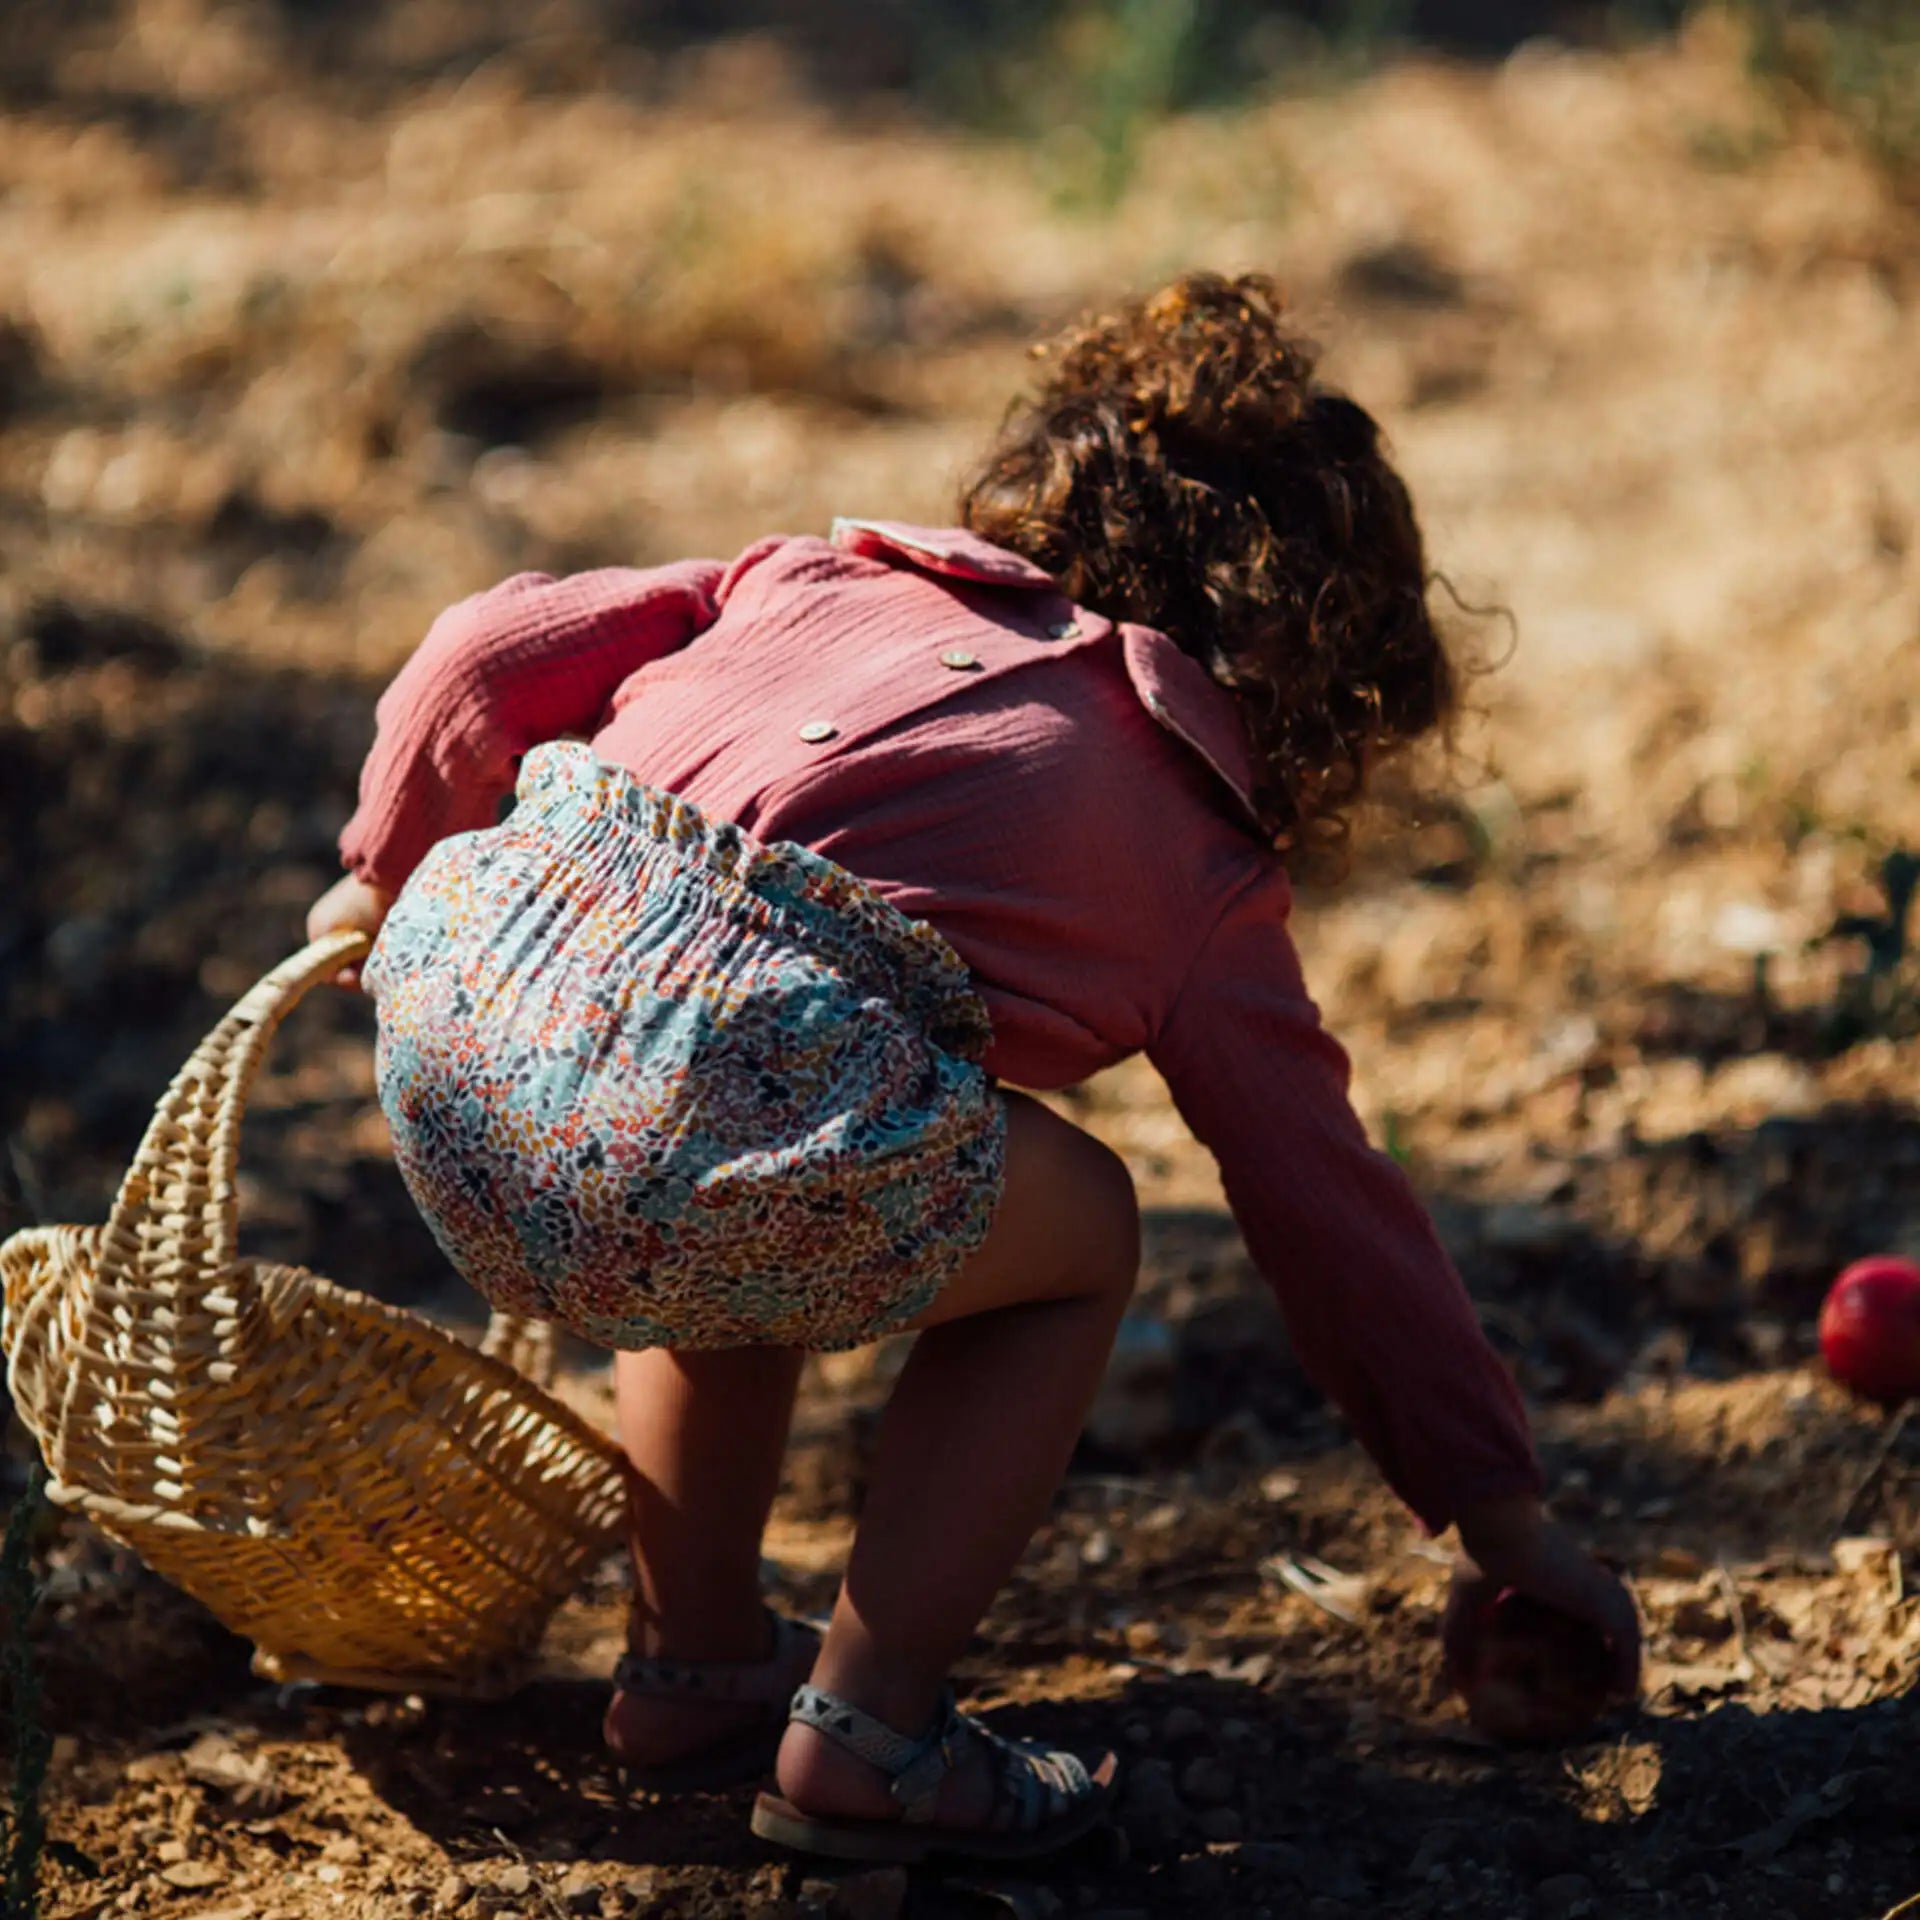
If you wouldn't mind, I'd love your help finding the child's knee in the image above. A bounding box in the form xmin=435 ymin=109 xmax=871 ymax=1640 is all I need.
xmin=998 ymin=1093 xmax=1140 ymax=1304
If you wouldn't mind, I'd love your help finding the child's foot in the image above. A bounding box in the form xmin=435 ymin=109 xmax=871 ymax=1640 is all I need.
xmin=754 ymin=1685 xmax=1116 ymax=1861
xmin=604 ymin=1611 xmax=821 ymax=1792
xmin=774 ymin=1710 xmax=996 ymax=1827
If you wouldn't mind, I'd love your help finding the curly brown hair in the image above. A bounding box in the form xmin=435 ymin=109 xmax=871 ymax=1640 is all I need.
xmin=959 ymin=271 xmax=1457 ymax=856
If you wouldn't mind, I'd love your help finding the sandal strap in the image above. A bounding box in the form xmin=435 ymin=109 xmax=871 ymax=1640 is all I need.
xmin=788 ymin=1683 xmax=959 ymax=1822
xmin=972 ymin=1721 xmax=1093 ymax=1834
xmin=613 ymin=1611 xmax=820 ymax=1706
xmin=786 ymin=1687 xmax=1098 ymax=1835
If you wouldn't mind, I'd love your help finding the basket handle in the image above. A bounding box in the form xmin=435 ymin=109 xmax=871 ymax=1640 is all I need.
xmin=88 ymin=932 xmax=555 ymax=1386
xmin=95 ymin=932 xmax=373 ymax=1299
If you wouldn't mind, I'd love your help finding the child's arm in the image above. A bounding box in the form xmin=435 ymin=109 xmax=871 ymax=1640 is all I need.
xmin=1150 ymin=862 xmax=1638 ymax=1686
xmin=339 ymin=558 xmax=728 ymax=893
xmin=1150 ymin=861 xmax=1541 ymax=1534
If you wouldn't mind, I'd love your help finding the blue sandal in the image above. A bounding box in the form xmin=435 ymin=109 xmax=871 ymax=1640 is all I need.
xmin=750 ymin=1683 xmax=1117 ymax=1862
xmin=605 ymin=1611 xmax=822 ymax=1793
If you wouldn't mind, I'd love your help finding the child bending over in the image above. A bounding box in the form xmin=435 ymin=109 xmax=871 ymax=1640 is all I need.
xmin=309 ymin=273 xmax=1638 ymax=1864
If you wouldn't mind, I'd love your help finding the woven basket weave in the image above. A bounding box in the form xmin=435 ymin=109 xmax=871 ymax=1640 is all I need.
xmin=0 ymin=930 xmax=632 ymax=1696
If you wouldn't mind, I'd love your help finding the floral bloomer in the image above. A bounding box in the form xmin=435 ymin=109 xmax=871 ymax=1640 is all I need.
xmin=363 ymin=741 xmax=1007 ymax=1351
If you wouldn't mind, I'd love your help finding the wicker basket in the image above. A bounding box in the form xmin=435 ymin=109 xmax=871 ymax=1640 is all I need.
xmin=0 ymin=931 xmax=632 ymax=1696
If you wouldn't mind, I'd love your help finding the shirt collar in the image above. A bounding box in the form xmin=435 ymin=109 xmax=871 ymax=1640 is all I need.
xmin=830 ymin=516 xmax=1265 ymax=836
xmin=1120 ymin=626 xmax=1266 ymax=837
xmin=829 ymin=517 xmax=1058 ymax=590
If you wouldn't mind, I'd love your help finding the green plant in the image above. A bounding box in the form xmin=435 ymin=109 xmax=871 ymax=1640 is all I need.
xmin=1822 ymin=846 xmax=1920 ymax=1048
xmin=976 ymin=0 xmax=1207 ymax=211
xmin=1075 ymin=0 xmax=1206 ymax=208
xmin=910 ymin=0 xmax=1407 ymax=210
xmin=1736 ymin=1 xmax=1920 ymax=180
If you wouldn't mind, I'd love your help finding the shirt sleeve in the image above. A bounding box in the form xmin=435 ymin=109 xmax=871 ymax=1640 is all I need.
xmin=1147 ymin=862 xmax=1543 ymax=1535
xmin=338 ymin=559 xmax=725 ymax=890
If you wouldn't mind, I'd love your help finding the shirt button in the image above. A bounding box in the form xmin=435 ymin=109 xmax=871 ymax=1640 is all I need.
xmin=939 ymin=648 xmax=981 ymax=671
xmin=1045 ymin=619 xmax=1080 ymax=640
xmin=796 ymin=720 xmax=837 ymax=743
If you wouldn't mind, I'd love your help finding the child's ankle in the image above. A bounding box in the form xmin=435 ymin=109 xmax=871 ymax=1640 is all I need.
xmin=804 ymin=1657 xmax=945 ymax=1738
xmin=627 ymin=1597 xmax=773 ymax=1665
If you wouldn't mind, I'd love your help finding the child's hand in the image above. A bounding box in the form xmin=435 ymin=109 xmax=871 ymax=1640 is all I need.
xmin=305 ymin=874 xmax=394 ymax=989
xmin=1445 ymin=1494 xmax=1641 ymax=1701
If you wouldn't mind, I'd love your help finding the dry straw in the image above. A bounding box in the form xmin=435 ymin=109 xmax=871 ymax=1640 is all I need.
xmin=0 ymin=931 xmax=631 ymax=1696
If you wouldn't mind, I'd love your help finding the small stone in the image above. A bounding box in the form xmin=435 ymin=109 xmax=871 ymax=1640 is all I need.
xmin=1081 ymin=1528 xmax=1116 ymax=1567
xmin=1649 ymin=1545 xmax=1705 ymax=1579
xmin=1537 ymin=1874 xmax=1596 ymax=1917
xmin=436 ymin=1873 xmax=474 ymax=1913
xmin=495 ymin=1865 xmax=534 ymax=1898
xmin=160 ymin=1862 xmax=226 ymax=1891
xmin=157 ymin=1840 xmax=191 ymax=1865
xmin=610 ymin=1867 xmax=663 ymax=1914
xmin=315 ymin=1865 xmax=344 ymax=1886
xmin=1160 ymin=1706 xmax=1206 ymax=1743
xmin=1118 ymin=1757 xmax=1187 ymax=1851
xmin=1240 ymin=1841 xmax=1307 ymax=1881
xmin=1172 ymin=1852 xmax=1226 ymax=1896
xmin=1177 ymin=1755 xmax=1236 ymax=1808
xmin=1196 ymin=1808 xmax=1243 ymax=1842
xmin=321 ymin=1836 xmax=364 ymax=1866
xmin=1231 ymin=1652 xmax=1276 ymax=1687
xmin=828 ymin=1866 xmax=909 ymax=1920
xmin=1834 ymin=1536 xmax=1898 ymax=1578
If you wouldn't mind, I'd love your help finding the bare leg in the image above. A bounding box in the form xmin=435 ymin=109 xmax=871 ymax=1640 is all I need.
xmin=777 ymin=1090 xmax=1139 ymax=1824
xmin=604 ymin=1343 xmax=803 ymax=1762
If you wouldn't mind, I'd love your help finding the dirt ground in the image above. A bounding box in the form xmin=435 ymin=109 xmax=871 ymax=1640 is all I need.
xmin=4 ymin=4 xmax=1920 ymax=1916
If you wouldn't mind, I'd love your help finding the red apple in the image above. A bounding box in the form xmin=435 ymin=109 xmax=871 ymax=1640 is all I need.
xmin=1819 ymin=1256 xmax=1920 ymax=1406
xmin=1456 ymin=1589 xmax=1613 ymax=1744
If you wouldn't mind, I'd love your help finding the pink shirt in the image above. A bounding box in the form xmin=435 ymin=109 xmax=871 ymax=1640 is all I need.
xmin=342 ymin=518 xmax=1541 ymax=1531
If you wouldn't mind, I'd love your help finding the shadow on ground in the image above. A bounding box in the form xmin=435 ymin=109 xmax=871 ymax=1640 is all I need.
xmin=316 ymin=1665 xmax=1919 ymax=1915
